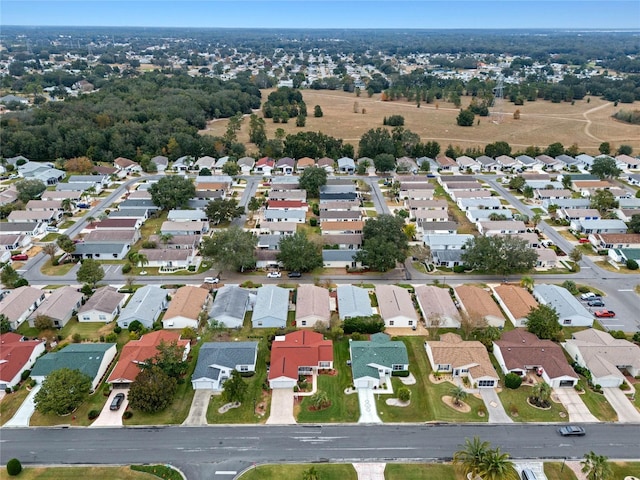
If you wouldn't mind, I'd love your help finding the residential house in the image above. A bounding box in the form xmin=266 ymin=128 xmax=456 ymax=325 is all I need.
xmin=415 ymin=285 xmax=461 ymax=328
xmin=317 ymin=157 xmax=335 ymax=172
xmin=71 ymin=243 xmax=130 ymax=261
xmin=0 ymin=234 xmax=31 ymax=251
xmin=556 ymin=154 xmax=579 ymax=169
xmin=191 ymin=342 xmax=259 ymax=390
xmin=0 ymin=222 xmax=46 ymax=237
xmin=534 ymin=189 xmax=573 ymax=201
xmin=117 ymin=285 xmax=168 ymax=329
xmin=255 ymin=157 xmax=275 ymax=176
xmin=40 ymin=190 xmax=82 ymax=202
xmin=148 ymin=234 xmax=199 ymax=250
xmin=375 ymin=285 xmax=418 ymax=328
xmin=263 ymin=209 xmax=305 ymax=223
xmin=276 ymin=157 xmax=295 ymax=175
xmin=477 ymin=220 xmax=527 ymax=236
xmin=271 ymin=190 xmax=308 ymax=202
xmin=628 ymin=174 xmax=640 ymax=186
xmin=28 ymin=286 xmax=83 ymax=329
xmin=337 ymin=285 xmax=373 ymax=320
xmin=496 ymin=155 xmax=517 ymax=170
xmin=515 ymin=155 xmax=538 ymax=169
xmin=31 ymin=343 xmax=117 ymax=391
xmin=319 ymin=185 xmax=357 ymax=202
xmin=114 ymin=157 xmax=142 ymax=176
xmin=0 ymin=333 xmax=46 ymax=390
xmin=162 ymin=286 xmax=210 ymax=329
xmin=476 ymin=155 xmax=498 ymax=171
xmin=84 ymin=227 xmax=140 ymax=246
xmin=466 ymin=208 xmax=514 ymax=223
xmin=573 ymin=180 xmax=615 ymax=197
xmin=68 ymin=174 xmax=108 ymax=190
xmin=431 ymin=250 xmax=465 ymax=268
xmin=237 ymin=156 xmax=255 ymax=175
xmin=0 ymin=286 xmax=46 ymax=330
xmin=608 ymin=248 xmax=640 ymax=265
xmin=270 ymin=177 xmax=300 ymax=191
xmin=448 ymin=190 xmax=492 ymax=202
xmin=454 ymin=285 xmax=505 ymax=328
xmin=417 ymin=221 xmax=459 ymax=237
xmin=259 ymin=222 xmax=298 ymax=236
xmin=209 ymin=285 xmax=251 ymax=329
xmin=396 ymin=156 xmax=418 ymax=173
xmin=435 ymin=155 xmax=458 ymax=172
xmin=533 ymin=284 xmax=593 ymax=327
xmin=535 ymin=247 xmax=559 ymax=269
xmin=322 ymin=249 xmax=362 ymax=268
xmin=405 ymin=199 xmax=447 ymax=219
xmin=536 ymin=155 xmax=563 ymax=171
xmin=213 ymin=156 xmax=230 ymax=173
xmin=493 ymin=330 xmax=578 ymax=388
xmin=107 ymin=330 xmax=190 ymax=388
xmin=559 ymin=208 xmax=601 ymax=222
xmin=138 ymin=248 xmax=197 ymax=271
xmin=78 ymin=286 xmax=127 ymax=323
xmin=334 ymin=157 xmax=355 ymax=173
xmin=572 ymin=219 xmax=627 ymax=235
xmin=541 ymin=197 xmax=591 ymax=212
xmin=457 ymin=197 xmax=502 ymax=211
xmin=492 ymin=284 xmax=538 ymax=327
xmin=321 ymin=234 xmax=363 ymax=250
xmin=168 ymin=210 xmax=208 ymax=223
xmin=269 ymin=331 xmax=333 ymax=388
xmin=25 ymin=199 xmax=64 ymax=213
xmin=0 ymin=186 xmax=19 ymax=206
xmin=108 ymin=208 xmax=150 ymax=221
xmin=425 ymin=333 xmax=499 ymax=388
xmin=563 ymin=329 xmax=640 ymax=388
xmin=160 ymin=221 xmax=207 ymax=236
xmin=319 ymin=210 xmax=362 ymax=223
xmin=150 ymin=155 xmax=168 ymax=172
xmin=94 ymin=218 xmax=143 ymax=231
xmin=456 ymin=155 xmax=481 ymax=172
xmin=575 ymin=154 xmax=594 ymax=168
xmin=18 ymin=162 xmax=65 ymax=185
xmin=350 ymin=333 xmax=409 ymax=389
xmin=296 ymin=157 xmax=315 ymax=171
xmin=194 ymin=156 xmax=216 ymax=170
xmin=400 ymin=188 xmax=434 ymax=201
xmin=118 ymin=199 xmax=160 ymax=212
xmin=295 ymin=285 xmax=331 ymax=328
xmin=252 ymin=285 xmax=289 ymax=328
xmin=321 ymin=221 xmax=364 ymax=235
xmin=591 ymin=233 xmax=640 ymax=251
xmin=267 ymin=200 xmax=309 ymax=212
xmin=616 ymin=154 xmax=640 ymax=170
xmin=8 ymin=210 xmax=60 ymax=224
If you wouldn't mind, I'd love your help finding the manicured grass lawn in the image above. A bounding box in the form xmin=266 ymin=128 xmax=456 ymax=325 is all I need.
xmin=0 ymin=384 xmax=30 ymax=426
xmin=543 ymin=462 xmax=578 ymax=480
xmin=239 ymin=464 xmax=357 ymax=480
xmin=376 ymin=337 xmax=487 ymax=423
xmin=139 ymin=211 xmax=168 ymax=239
xmin=59 ymin=220 xmax=75 ymax=229
xmin=39 ymin=259 xmax=76 ymax=276
xmin=207 ymin=340 xmax=271 ymax=424
xmin=30 ymin=383 xmax=111 ymax=427
xmin=385 ymin=463 xmax=462 ymax=480
xmin=611 ymin=461 xmax=640 ymax=477
xmin=634 ymin=384 xmax=640 ymax=410
xmin=297 ymin=338 xmax=359 ymax=423
xmin=59 ymin=318 xmax=113 ymax=342
xmin=498 ymin=383 xmax=568 ymax=422
xmin=0 ymin=466 xmax=155 ymax=480
xmin=40 ymin=233 xmax=60 ymax=242
xmin=579 ymin=384 xmax=618 ymax=422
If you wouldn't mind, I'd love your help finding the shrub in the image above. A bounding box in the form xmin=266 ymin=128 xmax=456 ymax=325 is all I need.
xmin=5 ymin=387 xmax=11 ymax=394
xmin=562 ymin=281 xmax=579 ymax=295
xmin=21 ymin=369 xmax=31 ymax=381
xmin=309 ymin=218 xmax=317 ymax=227
xmin=453 ymin=265 xmax=465 ymax=273
xmin=72 ymin=333 xmax=82 ymax=343
xmin=577 ymin=285 xmax=590 ymax=293
xmin=575 ymin=380 xmax=585 ymax=392
xmin=105 ymin=332 xmax=117 ymax=343
xmin=392 ymin=370 xmax=410 ymax=377
xmin=397 ymin=387 xmax=411 ymax=402
xmin=626 ymin=259 xmax=639 ymax=270
xmin=609 ymin=330 xmax=627 ymax=339
xmin=114 ymin=325 xmax=122 ymax=334
xmin=620 ymin=382 xmax=631 ymax=391
xmin=343 ymin=315 xmax=385 ymax=334
xmin=121 ymin=263 xmax=132 ymax=274
xmin=505 ymin=372 xmax=523 ymax=389
xmin=6 ymin=458 xmax=22 ymax=476
xmin=123 ymin=410 xmax=133 ymax=419
xmin=81 ymin=284 xmax=93 ymax=296
xmin=88 ymin=409 xmax=100 ymax=420
xmin=128 ymin=320 xmax=144 ymax=333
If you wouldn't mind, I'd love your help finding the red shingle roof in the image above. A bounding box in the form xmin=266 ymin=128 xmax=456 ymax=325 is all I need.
xmin=0 ymin=333 xmax=44 ymax=384
xmin=268 ymin=330 xmax=333 ymax=382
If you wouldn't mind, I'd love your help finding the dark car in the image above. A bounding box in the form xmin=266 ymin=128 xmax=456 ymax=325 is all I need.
xmin=287 ymin=271 xmax=302 ymax=278
xmin=110 ymin=393 xmax=125 ymax=411
xmin=558 ymin=425 xmax=586 ymax=437
xmin=587 ymin=299 xmax=605 ymax=307
xmin=10 ymin=254 xmax=28 ymax=261
xmin=594 ymin=310 xmax=616 ymax=318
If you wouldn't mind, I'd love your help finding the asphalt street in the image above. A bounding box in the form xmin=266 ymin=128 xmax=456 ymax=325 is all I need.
xmin=1 ymin=424 xmax=639 ymax=476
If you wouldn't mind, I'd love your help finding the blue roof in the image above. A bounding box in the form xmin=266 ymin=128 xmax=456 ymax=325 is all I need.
xmin=337 ymin=285 xmax=372 ymax=320
xmin=192 ymin=342 xmax=258 ymax=381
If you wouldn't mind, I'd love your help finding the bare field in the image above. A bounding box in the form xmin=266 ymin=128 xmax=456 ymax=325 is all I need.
xmin=202 ymin=89 xmax=640 ymax=155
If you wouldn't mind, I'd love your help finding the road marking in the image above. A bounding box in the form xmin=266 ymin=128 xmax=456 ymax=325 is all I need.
xmin=214 ymin=472 xmax=237 ymax=475
xmin=617 ymin=289 xmax=633 ymax=292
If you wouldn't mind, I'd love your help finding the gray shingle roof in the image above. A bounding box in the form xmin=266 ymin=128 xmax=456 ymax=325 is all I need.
xmin=337 ymin=285 xmax=372 ymax=320
xmin=192 ymin=342 xmax=258 ymax=381
xmin=209 ymin=286 xmax=251 ymax=328
xmin=252 ymin=286 xmax=289 ymax=326
xmin=118 ymin=285 xmax=166 ymax=328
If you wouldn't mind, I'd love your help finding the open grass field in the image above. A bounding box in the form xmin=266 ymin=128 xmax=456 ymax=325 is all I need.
xmin=202 ymin=89 xmax=640 ymax=155
xmin=239 ymin=464 xmax=357 ymax=480
xmin=0 ymin=466 xmax=157 ymax=480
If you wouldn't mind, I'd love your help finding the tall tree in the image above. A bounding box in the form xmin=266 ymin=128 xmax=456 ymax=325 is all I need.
xmin=456 ymin=109 xmax=475 ymax=127
xmin=358 ymin=127 xmax=395 ymax=158
xmin=141 ymin=340 xmax=188 ymax=380
xmin=476 ymin=447 xmax=518 ymax=480
xmin=581 ymin=451 xmax=613 ymax=480
xmin=461 ymin=236 xmax=537 ymax=276
xmin=34 ymin=368 xmax=92 ymax=415
xmin=355 ymin=215 xmax=408 ymax=272
xmin=590 ymin=156 xmax=621 ymax=180
xmin=453 ymin=437 xmax=491 ymax=478
xmin=149 ymin=175 xmax=195 ymax=211
xmin=373 ymin=153 xmax=396 ymax=172
xmin=128 ymin=366 xmax=177 ymax=413
xmin=526 ymin=304 xmax=561 ymax=340
xmin=15 ymin=179 xmax=46 ymax=203
xmin=298 ymin=166 xmax=328 ymax=198
xmin=277 ymin=231 xmax=323 ymax=272
xmin=205 ymin=198 xmax=244 ymax=225
xmin=247 ymin=197 xmax=262 ymax=221
xmin=56 ymin=234 xmax=76 ymax=254
xmin=76 ymin=258 xmax=105 ymax=287
xmin=223 ymin=370 xmax=248 ymax=403
xmin=200 ymin=226 xmax=257 ymax=274
xmin=590 ymin=189 xmax=619 ymax=214
xmin=0 ymin=314 xmax=12 ymax=334
xmin=450 ymin=386 xmax=467 ymax=406
xmin=42 ymin=243 xmax=57 ymax=261
xmin=628 ymin=214 xmax=640 ymax=234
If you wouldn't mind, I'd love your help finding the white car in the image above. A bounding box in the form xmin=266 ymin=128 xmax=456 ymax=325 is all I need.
xmin=266 ymin=271 xmax=281 ymax=278
xmin=580 ymin=292 xmax=598 ymax=300
xmin=204 ymin=277 xmax=219 ymax=284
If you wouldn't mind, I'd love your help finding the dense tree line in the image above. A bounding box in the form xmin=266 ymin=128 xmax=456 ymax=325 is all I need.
xmin=0 ymin=72 xmax=261 ymax=161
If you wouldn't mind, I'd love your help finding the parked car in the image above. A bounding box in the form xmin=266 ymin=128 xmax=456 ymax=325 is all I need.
xmin=10 ymin=254 xmax=28 ymax=261
xmin=594 ymin=310 xmax=615 ymax=318
xmin=76 ymin=203 xmax=90 ymax=209
xmin=578 ymin=238 xmax=590 ymax=244
xmin=203 ymin=277 xmax=219 ymax=284
xmin=580 ymin=292 xmax=599 ymax=300
xmin=558 ymin=425 xmax=586 ymax=437
xmin=266 ymin=271 xmax=281 ymax=278
xmin=587 ymin=299 xmax=605 ymax=307
xmin=45 ymin=226 xmax=59 ymax=232
xmin=110 ymin=393 xmax=125 ymax=411
xmin=287 ymin=271 xmax=302 ymax=278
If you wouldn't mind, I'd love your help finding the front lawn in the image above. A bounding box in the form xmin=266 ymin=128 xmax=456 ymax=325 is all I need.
xmin=297 ymin=338 xmax=359 ymax=423
xmin=385 ymin=463 xmax=461 ymax=480
xmin=376 ymin=337 xmax=486 ymax=423
xmin=0 ymin=385 xmax=30 ymax=426
xmin=543 ymin=462 xmax=578 ymax=480
xmin=611 ymin=461 xmax=640 ymax=478
xmin=207 ymin=339 xmax=270 ymax=424
xmin=30 ymin=383 xmax=110 ymax=427
xmin=239 ymin=464 xmax=357 ymax=480
xmin=39 ymin=259 xmax=76 ymax=276
xmin=579 ymin=384 xmax=617 ymax=422
xmin=634 ymin=384 xmax=640 ymax=410
xmin=0 ymin=466 xmax=154 ymax=480
xmin=498 ymin=383 xmax=568 ymax=422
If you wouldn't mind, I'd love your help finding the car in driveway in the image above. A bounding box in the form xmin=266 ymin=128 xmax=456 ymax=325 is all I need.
xmin=266 ymin=271 xmax=281 ymax=278
xmin=594 ymin=310 xmax=616 ymax=318
xmin=10 ymin=254 xmax=28 ymax=261
xmin=287 ymin=271 xmax=302 ymax=278
xmin=587 ymin=299 xmax=605 ymax=307
xmin=203 ymin=277 xmax=219 ymax=284
xmin=110 ymin=393 xmax=125 ymax=411
xmin=580 ymin=292 xmax=600 ymax=300
xmin=558 ymin=425 xmax=586 ymax=437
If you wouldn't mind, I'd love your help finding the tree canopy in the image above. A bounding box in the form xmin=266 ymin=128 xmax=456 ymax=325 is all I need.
xmin=205 ymin=198 xmax=244 ymax=225
xmin=34 ymin=368 xmax=92 ymax=415
xmin=283 ymin=131 xmax=353 ymax=159
xmin=128 ymin=365 xmax=177 ymax=413
xmin=76 ymin=258 xmax=105 ymax=287
xmin=222 ymin=369 xmax=248 ymax=403
xmin=298 ymin=166 xmax=327 ymax=198
xmin=149 ymin=175 xmax=196 ymax=211
xmin=461 ymin=236 xmax=537 ymax=276
xmin=526 ymin=304 xmax=561 ymax=340
xmin=16 ymin=179 xmax=46 ymax=203
xmin=590 ymin=156 xmax=621 ymax=180
xmin=374 ymin=153 xmax=396 ymax=172
xmin=589 ymin=189 xmax=619 ymax=213
xmin=355 ymin=215 xmax=408 ymax=272
xmin=140 ymin=340 xmax=189 ymax=380
xmin=200 ymin=226 xmax=257 ymax=273
xmin=358 ymin=128 xmax=395 ymax=158
xmin=277 ymin=231 xmax=323 ymax=272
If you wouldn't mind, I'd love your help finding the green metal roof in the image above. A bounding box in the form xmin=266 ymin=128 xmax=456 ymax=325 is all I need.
xmin=31 ymin=343 xmax=115 ymax=380
xmin=350 ymin=333 xmax=409 ymax=380
xmin=618 ymin=248 xmax=640 ymax=261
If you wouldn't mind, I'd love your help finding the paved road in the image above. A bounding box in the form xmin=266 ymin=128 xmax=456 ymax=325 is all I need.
xmin=1 ymin=424 xmax=638 ymax=475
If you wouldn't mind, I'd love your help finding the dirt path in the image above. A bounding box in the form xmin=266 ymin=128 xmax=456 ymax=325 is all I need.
xmin=582 ymin=101 xmax=612 ymax=142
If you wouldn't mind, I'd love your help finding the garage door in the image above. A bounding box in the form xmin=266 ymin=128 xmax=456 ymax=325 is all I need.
xmin=193 ymin=380 xmax=216 ymax=390
xmin=559 ymin=380 xmax=575 ymax=387
xmin=270 ymin=379 xmax=296 ymax=389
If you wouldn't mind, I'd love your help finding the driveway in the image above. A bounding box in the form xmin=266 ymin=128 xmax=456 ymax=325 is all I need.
xmin=553 ymin=388 xmax=599 ymax=423
xmin=479 ymin=388 xmax=512 ymax=423
xmin=183 ymin=390 xmax=213 ymax=426
xmin=3 ymin=383 xmax=41 ymax=427
xmin=353 ymin=463 xmax=386 ymax=480
xmin=602 ymin=387 xmax=640 ymax=423
xmin=266 ymin=388 xmax=296 ymax=425
xmin=90 ymin=390 xmax=128 ymax=427
xmin=357 ymin=388 xmax=382 ymax=424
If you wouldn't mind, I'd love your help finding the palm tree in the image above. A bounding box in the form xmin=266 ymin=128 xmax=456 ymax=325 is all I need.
xmin=581 ymin=451 xmax=613 ymax=480
xmin=520 ymin=275 xmax=534 ymax=291
xmin=159 ymin=233 xmax=173 ymax=247
xmin=531 ymin=382 xmax=552 ymax=406
xmin=450 ymin=385 xmax=468 ymax=407
xmin=453 ymin=436 xmax=491 ymax=478
xmin=310 ymin=390 xmax=330 ymax=410
xmin=531 ymin=213 xmax=542 ymax=229
xmin=127 ymin=251 xmax=139 ymax=265
xmin=86 ymin=216 xmax=95 ymax=226
xmin=476 ymin=447 xmax=518 ymax=480
xmin=136 ymin=253 xmax=149 ymax=269
xmin=61 ymin=198 xmax=73 ymax=213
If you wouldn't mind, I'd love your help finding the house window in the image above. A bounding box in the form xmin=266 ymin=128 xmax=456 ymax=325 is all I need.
xmin=319 ymin=362 xmax=331 ymax=368
xmin=99 ymin=315 xmax=107 ymax=321
xmin=240 ymin=366 xmax=248 ymax=372
xmin=563 ymin=319 xmax=571 ymax=325
xmin=392 ymin=364 xmax=404 ymax=371
xmin=389 ymin=320 xmax=394 ymax=326
xmin=301 ymin=321 xmax=306 ymax=326
xmin=82 ymin=316 xmax=90 ymax=321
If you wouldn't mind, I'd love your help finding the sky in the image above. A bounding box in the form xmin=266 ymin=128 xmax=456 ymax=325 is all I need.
xmin=2 ymin=1 xmax=639 ymax=29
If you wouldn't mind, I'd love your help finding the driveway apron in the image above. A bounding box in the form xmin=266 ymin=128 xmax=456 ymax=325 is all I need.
xmin=553 ymin=388 xmax=599 ymax=423
xmin=353 ymin=463 xmax=386 ymax=480
xmin=602 ymin=387 xmax=640 ymax=423
xmin=357 ymin=388 xmax=382 ymax=424
xmin=91 ymin=390 xmax=128 ymax=427
xmin=183 ymin=390 xmax=213 ymax=426
xmin=479 ymin=388 xmax=512 ymax=423
xmin=3 ymin=384 xmax=41 ymax=427
xmin=266 ymin=388 xmax=296 ymax=425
